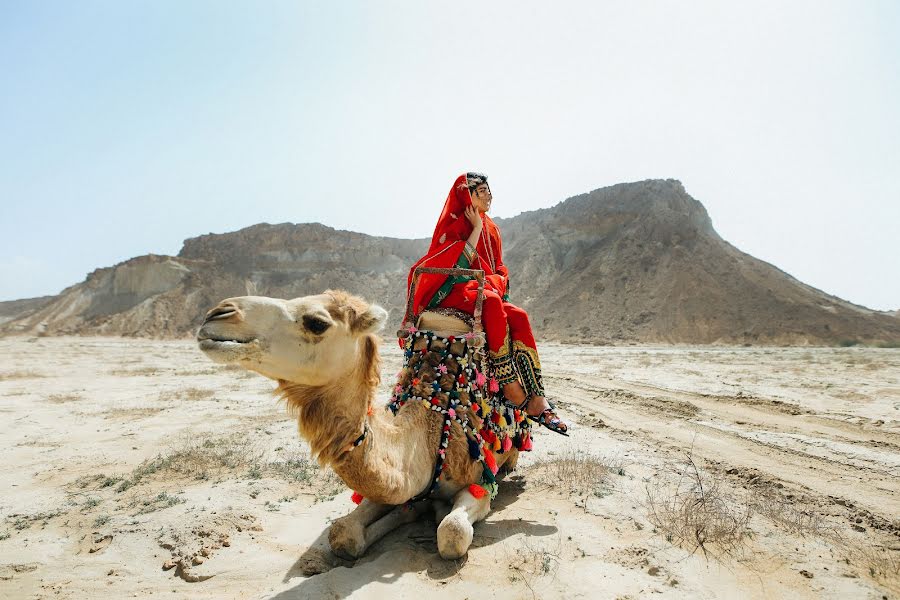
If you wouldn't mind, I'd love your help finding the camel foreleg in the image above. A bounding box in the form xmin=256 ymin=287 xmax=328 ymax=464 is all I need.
xmin=328 ymin=499 xmax=393 ymax=559
xmin=329 ymin=499 xmax=432 ymax=559
xmin=436 ymin=487 xmax=491 ymax=559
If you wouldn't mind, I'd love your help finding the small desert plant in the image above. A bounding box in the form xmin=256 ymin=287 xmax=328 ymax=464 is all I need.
xmin=645 ymin=449 xmax=752 ymax=558
xmin=748 ymin=488 xmax=832 ymax=537
xmin=93 ymin=514 xmax=110 ymax=527
xmin=47 ymin=393 xmax=82 ymax=403
xmin=505 ymin=535 xmax=562 ymax=596
xmin=527 ymin=450 xmax=611 ymax=497
xmin=137 ymin=491 xmax=185 ymax=514
xmin=109 ymin=366 xmax=161 ymax=376
xmin=269 ymin=453 xmax=315 ymax=483
xmin=0 ymin=370 xmax=46 ymax=380
xmin=114 ymin=434 xmax=263 ymax=491
xmin=159 ymin=387 xmax=215 ymax=401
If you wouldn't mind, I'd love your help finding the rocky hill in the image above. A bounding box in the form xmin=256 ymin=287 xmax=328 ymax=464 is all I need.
xmin=3 ymin=179 xmax=899 ymax=345
xmin=0 ymin=296 xmax=55 ymax=326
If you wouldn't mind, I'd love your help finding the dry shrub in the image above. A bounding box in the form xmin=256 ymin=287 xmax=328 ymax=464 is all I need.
xmin=527 ymin=450 xmax=611 ymax=497
xmin=109 ymin=434 xmax=264 ymax=491
xmin=852 ymin=544 xmax=900 ymax=593
xmin=47 ymin=393 xmax=82 ymax=403
xmin=645 ymin=450 xmax=752 ymax=558
xmin=505 ymin=534 xmax=562 ymax=597
xmin=159 ymin=387 xmax=215 ymax=401
xmin=183 ymin=387 xmax=215 ymax=400
xmin=749 ymin=487 xmax=831 ymax=537
xmin=0 ymin=370 xmax=46 ymax=380
xmin=109 ymin=366 xmax=161 ymax=377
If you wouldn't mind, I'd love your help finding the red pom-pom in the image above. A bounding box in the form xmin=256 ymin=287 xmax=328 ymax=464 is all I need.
xmin=351 ymin=491 xmax=364 ymax=505
xmin=468 ymin=484 xmax=488 ymax=499
xmin=483 ymin=448 xmax=498 ymax=474
xmin=521 ymin=433 xmax=533 ymax=451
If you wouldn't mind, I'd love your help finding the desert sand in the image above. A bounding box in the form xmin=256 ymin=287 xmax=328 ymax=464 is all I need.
xmin=1 ymin=336 xmax=898 ymax=599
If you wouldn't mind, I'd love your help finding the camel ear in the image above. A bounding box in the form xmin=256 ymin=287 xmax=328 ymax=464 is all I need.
xmin=351 ymin=304 xmax=388 ymax=335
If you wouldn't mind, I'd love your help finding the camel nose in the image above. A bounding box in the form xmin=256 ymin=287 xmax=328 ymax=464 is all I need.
xmin=203 ymin=301 xmax=241 ymax=324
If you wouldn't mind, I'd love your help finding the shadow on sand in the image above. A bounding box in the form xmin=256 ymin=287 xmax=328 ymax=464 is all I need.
xmin=270 ymin=475 xmax=556 ymax=599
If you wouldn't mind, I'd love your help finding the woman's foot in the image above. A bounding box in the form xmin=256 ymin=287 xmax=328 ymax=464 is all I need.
xmin=524 ymin=396 xmax=568 ymax=435
xmin=501 ymin=385 xmax=568 ymax=436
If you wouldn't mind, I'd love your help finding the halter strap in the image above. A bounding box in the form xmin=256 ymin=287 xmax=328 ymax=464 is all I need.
xmin=345 ymin=421 xmax=369 ymax=453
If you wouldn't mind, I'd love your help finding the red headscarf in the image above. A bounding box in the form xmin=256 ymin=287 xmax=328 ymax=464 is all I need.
xmin=406 ymin=174 xmax=509 ymax=319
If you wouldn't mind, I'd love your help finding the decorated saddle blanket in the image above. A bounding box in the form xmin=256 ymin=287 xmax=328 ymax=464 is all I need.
xmin=389 ymin=328 xmax=533 ymax=500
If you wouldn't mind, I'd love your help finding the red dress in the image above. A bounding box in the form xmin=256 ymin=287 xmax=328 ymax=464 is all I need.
xmin=405 ymin=174 xmax=545 ymax=399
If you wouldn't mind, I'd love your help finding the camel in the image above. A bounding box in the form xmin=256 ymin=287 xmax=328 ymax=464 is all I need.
xmin=196 ymin=289 xmax=520 ymax=559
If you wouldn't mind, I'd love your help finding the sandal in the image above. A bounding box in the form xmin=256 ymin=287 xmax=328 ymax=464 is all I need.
xmin=518 ymin=399 xmax=570 ymax=437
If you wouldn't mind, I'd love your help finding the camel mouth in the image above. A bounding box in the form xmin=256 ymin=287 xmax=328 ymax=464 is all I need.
xmin=197 ymin=336 xmax=257 ymax=349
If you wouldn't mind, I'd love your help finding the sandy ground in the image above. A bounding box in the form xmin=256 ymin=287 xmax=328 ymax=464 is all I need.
xmin=1 ymin=336 xmax=898 ymax=599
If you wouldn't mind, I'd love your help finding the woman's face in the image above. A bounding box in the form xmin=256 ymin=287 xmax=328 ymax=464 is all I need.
xmin=470 ymin=183 xmax=492 ymax=213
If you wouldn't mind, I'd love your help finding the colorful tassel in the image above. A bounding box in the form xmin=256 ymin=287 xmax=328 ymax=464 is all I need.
xmin=468 ymin=484 xmax=487 ymax=499
xmin=351 ymin=491 xmax=364 ymax=505
xmin=468 ymin=438 xmax=481 ymax=459
xmin=521 ymin=433 xmax=533 ymax=451
xmin=475 ymin=370 xmax=486 ymax=388
xmin=501 ymin=435 xmax=512 ymax=452
xmin=483 ymin=448 xmax=498 ymax=474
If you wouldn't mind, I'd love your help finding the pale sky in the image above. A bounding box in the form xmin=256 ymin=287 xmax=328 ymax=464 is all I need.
xmin=1 ymin=1 xmax=898 ymax=310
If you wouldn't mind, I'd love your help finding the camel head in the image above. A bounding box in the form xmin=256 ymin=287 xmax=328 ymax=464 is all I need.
xmin=196 ymin=290 xmax=388 ymax=385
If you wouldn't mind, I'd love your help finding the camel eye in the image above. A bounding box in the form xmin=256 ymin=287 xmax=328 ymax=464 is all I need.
xmin=302 ymin=315 xmax=331 ymax=335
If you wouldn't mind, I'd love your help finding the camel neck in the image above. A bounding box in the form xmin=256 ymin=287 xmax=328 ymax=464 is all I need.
xmin=275 ymin=336 xmax=431 ymax=503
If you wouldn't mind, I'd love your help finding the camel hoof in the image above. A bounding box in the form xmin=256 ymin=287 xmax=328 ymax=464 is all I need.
xmin=328 ymin=517 xmax=366 ymax=559
xmin=436 ymin=512 xmax=473 ymax=560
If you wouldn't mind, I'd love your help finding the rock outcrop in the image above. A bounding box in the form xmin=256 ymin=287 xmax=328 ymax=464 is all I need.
xmin=4 ymin=179 xmax=899 ymax=345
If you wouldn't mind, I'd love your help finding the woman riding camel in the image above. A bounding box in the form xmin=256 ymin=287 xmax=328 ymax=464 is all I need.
xmin=406 ymin=172 xmax=568 ymax=435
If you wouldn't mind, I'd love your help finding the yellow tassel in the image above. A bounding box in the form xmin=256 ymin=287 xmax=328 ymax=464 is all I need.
xmin=481 ymin=401 xmax=490 ymax=416
xmin=498 ymin=416 xmax=507 ymax=428
xmin=493 ymin=438 xmax=501 ymax=451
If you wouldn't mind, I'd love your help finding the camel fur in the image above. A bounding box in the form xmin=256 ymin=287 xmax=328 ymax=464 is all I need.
xmin=196 ymin=289 xmax=518 ymax=559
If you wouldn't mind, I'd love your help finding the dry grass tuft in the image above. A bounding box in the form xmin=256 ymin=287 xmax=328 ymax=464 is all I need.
xmin=108 ymin=366 xmax=162 ymax=377
xmin=645 ymin=449 xmax=752 ymax=558
xmin=505 ymin=535 xmax=563 ymax=597
xmin=854 ymin=545 xmax=900 ymax=592
xmin=76 ymin=434 xmax=266 ymax=492
xmin=527 ymin=450 xmax=612 ymax=498
xmin=47 ymin=393 xmax=82 ymax=404
xmin=749 ymin=487 xmax=831 ymax=537
xmin=0 ymin=370 xmax=46 ymax=380
xmin=158 ymin=387 xmax=215 ymax=402
xmin=73 ymin=435 xmax=337 ymax=499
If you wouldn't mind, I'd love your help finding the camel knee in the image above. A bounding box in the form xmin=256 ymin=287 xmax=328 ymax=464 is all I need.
xmin=328 ymin=515 xmax=366 ymax=559
xmin=436 ymin=511 xmax=474 ymax=559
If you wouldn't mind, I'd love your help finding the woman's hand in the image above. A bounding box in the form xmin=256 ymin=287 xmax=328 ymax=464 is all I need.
xmin=464 ymin=205 xmax=483 ymax=231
